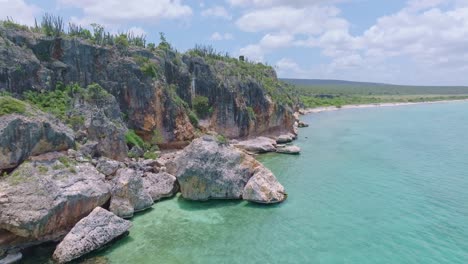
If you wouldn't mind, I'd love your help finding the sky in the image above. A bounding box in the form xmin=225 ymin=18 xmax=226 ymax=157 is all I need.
xmin=1 ymin=0 xmax=468 ymax=85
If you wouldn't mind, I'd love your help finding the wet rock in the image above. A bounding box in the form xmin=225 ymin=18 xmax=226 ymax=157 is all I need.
xmin=233 ymin=137 xmax=277 ymax=153
xmin=0 ymin=157 xmax=110 ymax=252
xmin=109 ymin=168 xmax=153 ymax=218
xmin=243 ymin=167 xmax=287 ymax=204
xmin=0 ymin=108 xmax=74 ymax=170
xmin=52 ymin=207 xmax=132 ymax=264
xmin=142 ymin=172 xmax=178 ymax=201
xmin=277 ymin=145 xmax=301 ymax=155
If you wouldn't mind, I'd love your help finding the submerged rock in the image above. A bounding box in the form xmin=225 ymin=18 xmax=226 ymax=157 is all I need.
xmin=0 ymin=108 xmax=74 ymax=170
xmin=171 ymin=135 xmax=286 ymax=203
xmin=53 ymin=207 xmax=132 ymax=264
xmin=0 ymin=156 xmax=110 ymax=252
xmin=109 ymin=168 xmax=153 ymax=218
xmin=142 ymin=172 xmax=178 ymax=201
xmin=277 ymin=145 xmax=301 ymax=155
xmin=233 ymin=137 xmax=277 ymax=153
xmin=243 ymin=167 xmax=287 ymax=204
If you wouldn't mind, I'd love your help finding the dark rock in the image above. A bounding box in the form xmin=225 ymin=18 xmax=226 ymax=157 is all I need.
xmin=96 ymin=158 xmax=124 ymax=178
xmin=128 ymin=146 xmax=144 ymax=159
xmin=0 ymin=110 xmax=74 ymax=170
xmin=0 ymin=252 xmax=22 ymax=264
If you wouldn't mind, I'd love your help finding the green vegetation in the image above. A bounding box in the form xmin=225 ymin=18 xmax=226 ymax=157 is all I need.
xmin=125 ymin=130 xmax=147 ymax=150
xmin=216 ymin=134 xmax=229 ymax=145
xmin=41 ymin=13 xmax=64 ymax=37
xmin=38 ymin=165 xmax=48 ymax=174
xmin=282 ymin=79 xmax=468 ymax=108
xmin=2 ymin=17 xmax=29 ymax=31
xmin=0 ymin=96 xmax=27 ymax=116
xmin=134 ymin=55 xmax=160 ymax=78
xmin=188 ymin=111 xmax=199 ymax=128
xmin=192 ymin=95 xmax=211 ymax=118
xmin=143 ymin=151 xmax=158 ymax=160
xmin=246 ymin=106 xmax=256 ymax=120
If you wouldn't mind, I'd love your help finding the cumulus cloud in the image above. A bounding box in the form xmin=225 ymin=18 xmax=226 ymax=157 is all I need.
xmin=57 ymin=0 xmax=192 ymax=25
xmin=0 ymin=0 xmax=41 ymax=25
xmin=237 ymin=0 xmax=468 ymax=84
xmin=201 ymin=6 xmax=232 ymax=20
xmin=210 ymin=32 xmax=234 ymax=40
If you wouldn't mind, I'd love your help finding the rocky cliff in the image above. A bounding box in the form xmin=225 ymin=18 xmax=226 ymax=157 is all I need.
xmin=0 ymin=24 xmax=295 ymax=147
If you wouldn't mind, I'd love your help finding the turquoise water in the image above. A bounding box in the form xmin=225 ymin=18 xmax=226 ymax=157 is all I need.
xmin=25 ymin=102 xmax=468 ymax=263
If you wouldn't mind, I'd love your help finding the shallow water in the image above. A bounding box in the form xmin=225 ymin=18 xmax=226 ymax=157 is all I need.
xmin=24 ymin=102 xmax=468 ymax=263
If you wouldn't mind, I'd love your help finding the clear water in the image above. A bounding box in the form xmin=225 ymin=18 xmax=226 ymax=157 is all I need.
xmin=24 ymin=102 xmax=468 ymax=263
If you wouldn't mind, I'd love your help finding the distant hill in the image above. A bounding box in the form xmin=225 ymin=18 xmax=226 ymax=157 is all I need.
xmin=281 ymin=78 xmax=468 ymax=95
xmin=281 ymin=78 xmax=390 ymax=87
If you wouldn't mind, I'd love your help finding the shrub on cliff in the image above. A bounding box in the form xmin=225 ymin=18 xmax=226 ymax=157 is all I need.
xmin=0 ymin=96 xmax=27 ymax=116
xmin=192 ymin=95 xmax=211 ymax=118
xmin=125 ymin=130 xmax=148 ymax=150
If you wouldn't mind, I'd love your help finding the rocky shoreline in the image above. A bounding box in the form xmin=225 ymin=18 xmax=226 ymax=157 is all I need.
xmin=0 ymin=103 xmax=307 ymax=263
xmin=0 ymin=23 xmax=307 ymax=263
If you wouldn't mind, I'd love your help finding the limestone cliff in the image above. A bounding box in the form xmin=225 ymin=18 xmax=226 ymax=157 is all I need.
xmin=0 ymin=24 xmax=295 ymax=146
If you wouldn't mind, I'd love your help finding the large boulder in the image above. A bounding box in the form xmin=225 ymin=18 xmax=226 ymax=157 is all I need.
xmin=142 ymin=172 xmax=178 ymax=201
xmin=70 ymin=92 xmax=128 ymax=161
xmin=53 ymin=207 xmax=132 ymax=264
xmin=0 ymin=105 xmax=74 ymax=170
xmin=243 ymin=167 xmax=287 ymax=204
xmin=233 ymin=137 xmax=277 ymax=154
xmin=0 ymin=155 xmax=111 ymax=252
xmin=276 ymin=134 xmax=294 ymax=144
xmin=109 ymin=168 xmax=153 ymax=218
xmin=276 ymin=145 xmax=301 ymax=155
xmin=171 ymin=135 xmax=286 ymax=203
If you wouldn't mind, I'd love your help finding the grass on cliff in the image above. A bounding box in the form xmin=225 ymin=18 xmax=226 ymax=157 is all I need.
xmin=0 ymin=96 xmax=27 ymax=116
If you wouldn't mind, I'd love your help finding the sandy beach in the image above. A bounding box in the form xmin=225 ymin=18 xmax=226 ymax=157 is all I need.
xmin=301 ymin=99 xmax=468 ymax=114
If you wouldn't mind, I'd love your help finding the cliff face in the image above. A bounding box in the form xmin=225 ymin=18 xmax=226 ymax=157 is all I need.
xmin=0 ymin=26 xmax=295 ymax=145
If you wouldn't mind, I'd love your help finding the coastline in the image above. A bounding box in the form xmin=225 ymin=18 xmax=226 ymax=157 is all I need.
xmin=301 ymin=99 xmax=468 ymax=114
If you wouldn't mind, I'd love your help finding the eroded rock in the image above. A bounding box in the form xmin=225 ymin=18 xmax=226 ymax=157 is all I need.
xmin=0 ymin=109 xmax=74 ymax=170
xmin=171 ymin=135 xmax=286 ymax=203
xmin=0 ymin=157 xmax=110 ymax=252
xmin=142 ymin=172 xmax=178 ymax=201
xmin=277 ymin=145 xmax=301 ymax=155
xmin=109 ymin=168 xmax=153 ymax=218
xmin=243 ymin=167 xmax=287 ymax=204
xmin=53 ymin=207 xmax=132 ymax=264
xmin=233 ymin=137 xmax=277 ymax=154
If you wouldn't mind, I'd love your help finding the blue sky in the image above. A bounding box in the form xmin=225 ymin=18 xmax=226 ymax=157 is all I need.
xmin=2 ymin=0 xmax=468 ymax=85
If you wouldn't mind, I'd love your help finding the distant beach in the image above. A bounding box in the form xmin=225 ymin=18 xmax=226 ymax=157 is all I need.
xmin=301 ymin=99 xmax=468 ymax=114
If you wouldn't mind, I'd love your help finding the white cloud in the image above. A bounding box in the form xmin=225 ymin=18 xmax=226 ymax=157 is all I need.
xmin=228 ymin=0 xmax=342 ymax=8
xmin=201 ymin=6 xmax=232 ymax=20
xmin=236 ymin=5 xmax=347 ymax=34
xmin=210 ymin=32 xmax=234 ymax=40
xmin=58 ymin=0 xmax=192 ymax=25
xmin=0 ymin=0 xmax=41 ymax=25
xmin=127 ymin=26 xmax=147 ymax=36
xmin=275 ymin=58 xmax=304 ymax=77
